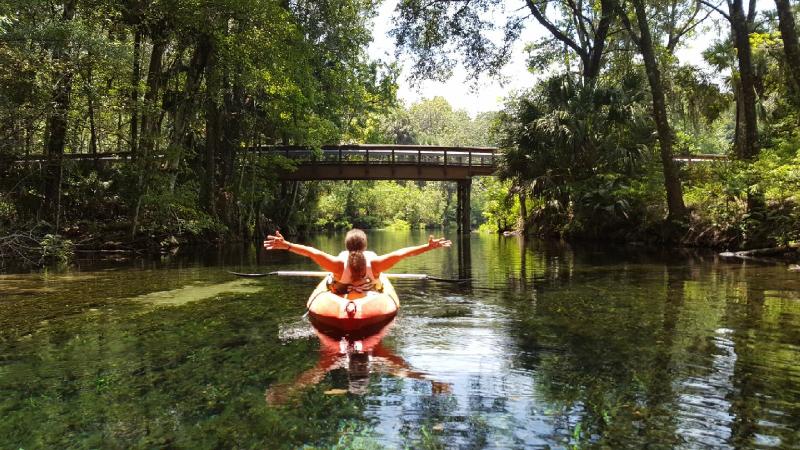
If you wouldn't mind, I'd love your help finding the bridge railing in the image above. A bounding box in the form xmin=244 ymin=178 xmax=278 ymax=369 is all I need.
xmin=250 ymin=145 xmax=497 ymax=167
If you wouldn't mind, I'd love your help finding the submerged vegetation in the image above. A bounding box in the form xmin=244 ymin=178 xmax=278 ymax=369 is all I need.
xmin=2 ymin=233 xmax=799 ymax=448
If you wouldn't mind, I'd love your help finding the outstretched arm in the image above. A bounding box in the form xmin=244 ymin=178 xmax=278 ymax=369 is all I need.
xmin=263 ymin=230 xmax=343 ymax=275
xmin=371 ymin=236 xmax=451 ymax=274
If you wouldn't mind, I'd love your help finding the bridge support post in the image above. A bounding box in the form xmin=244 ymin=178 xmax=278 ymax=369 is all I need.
xmin=456 ymin=178 xmax=471 ymax=233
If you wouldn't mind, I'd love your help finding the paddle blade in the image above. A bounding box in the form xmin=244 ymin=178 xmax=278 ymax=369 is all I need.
xmin=227 ymin=271 xmax=271 ymax=278
xmin=270 ymin=271 xmax=330 ymax=277
xmin=228 ymin=270 xmax=329 ymax=277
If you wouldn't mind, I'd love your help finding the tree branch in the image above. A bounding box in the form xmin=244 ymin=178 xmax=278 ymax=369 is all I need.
xmin=565 ymin=0 xmax=591 ymax=50
xmin=699 ymin=0 xmax=730 ymax=21
xmin=584 ymin=0 xmax=614 ymax=78
xmin=616 ymin=0 xmax=642 ymax=47
xmin=525 ymin=0 xmax=587 ymax=58
xmin=668 ymin=4 xmax=715 ymax=52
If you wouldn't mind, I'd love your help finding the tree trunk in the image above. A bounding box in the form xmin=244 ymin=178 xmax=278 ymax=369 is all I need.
xmin=138 ymin=38 xmax=166 ymax=159
xmin=24 ymin=117 xmax=33 ymax=156
xmin=166 ymin=35 xmax=211 ymax=191
xmin=283 ymin=181 xmax=300 ymax=227
xmin=43 ymin=0 xmax=77 ymax=226
xmin=131 ymin=36 xmax=167 ymax=238
xmin=584 ymin=0 xmax=614 ymax=81
xmin=209 ymin=40 xmax=248 ymax=230
xmin=631 ymin=0 xmax=687 ymax=220
xmin=130 ymin=29 xmax=142 ymax=156
xmin=729 ymin=0 xmax=758 ymax=160
xmin=526 ymin=0 xmax=613 ymax=84
xmin=203 ymin=42 xmax=220 ymax=217
xmin=775 ymin=0 xmax=800 ymax=101
xmin=218 ymin=79 xmax=245 ymax=222
xmin=85 ymin=64 xmax=99 ymax=169
xmin=733 ymin=78 xmax=747 ymax=156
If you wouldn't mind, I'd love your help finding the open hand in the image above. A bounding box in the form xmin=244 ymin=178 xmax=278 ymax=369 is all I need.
xmin=264 ymin=230 xmax=290 ymax=250
xmin=428 ymin=235 xmax=451 ymax=249
xmin=431 ymin=380 xmax=453 ymax=394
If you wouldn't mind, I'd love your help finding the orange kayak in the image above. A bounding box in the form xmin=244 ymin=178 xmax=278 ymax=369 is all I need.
xmin=306 ymin=274 xmax=399 ymax=333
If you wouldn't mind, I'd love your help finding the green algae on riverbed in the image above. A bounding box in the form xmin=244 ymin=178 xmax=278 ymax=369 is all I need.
xmin=1 ymin=285 xmax=372 ymax=448
xmin=132 ymin=279 xmax=262 ymax=306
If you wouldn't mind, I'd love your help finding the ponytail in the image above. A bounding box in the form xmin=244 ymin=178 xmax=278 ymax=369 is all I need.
xmin=345 ymin=228 xmax=368 ymax=280
xmin=348 ymin=250 xmax=367 ymax=280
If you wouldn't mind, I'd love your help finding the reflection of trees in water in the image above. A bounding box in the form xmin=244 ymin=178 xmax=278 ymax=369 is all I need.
xmin=489 ymin=235 xmax=575 ymax=295
xmin=728 ymin=282 xmax=766 ymax=447
xmin=721 ymin=270 xmax=800 ymax=448
xmin=2 ymin=286 xmax=353 ymax=448
xmin=502 ymin=260 xmax=694 ymax=446
xmin=266 ymin=320 xmax=461 ymax=448
xmin=501 ymin=254 xmax=800 ymax=448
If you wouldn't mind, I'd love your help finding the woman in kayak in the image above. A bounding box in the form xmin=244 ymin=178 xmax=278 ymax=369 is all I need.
xmin=263 ymin=229 xmax=451 ymax=295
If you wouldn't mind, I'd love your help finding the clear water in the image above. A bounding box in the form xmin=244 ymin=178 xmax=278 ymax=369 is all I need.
xmin=1 ymin=230 xmax=799 ymax=449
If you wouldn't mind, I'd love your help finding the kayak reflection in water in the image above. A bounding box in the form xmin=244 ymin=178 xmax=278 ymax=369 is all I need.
xmin=266 ymin=320 xmax=451 ymax=404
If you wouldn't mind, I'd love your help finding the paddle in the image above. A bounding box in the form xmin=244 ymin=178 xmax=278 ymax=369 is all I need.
xmin=228 ymin=270 xmax=471 ymax=283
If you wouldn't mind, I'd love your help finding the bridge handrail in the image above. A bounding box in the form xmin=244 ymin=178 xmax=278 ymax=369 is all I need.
xmin=248 ymin=144 xmax=498 ymax=167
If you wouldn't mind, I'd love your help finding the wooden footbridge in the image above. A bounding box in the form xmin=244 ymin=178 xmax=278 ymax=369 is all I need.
xmin=256 ymin=145 xmax=497 ymax=232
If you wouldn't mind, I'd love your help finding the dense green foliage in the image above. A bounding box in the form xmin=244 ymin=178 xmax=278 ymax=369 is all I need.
xmin=394 ymin=0 xmax=800 ymax=249
xmin=0 ymin=0 xmax=395 ymax=261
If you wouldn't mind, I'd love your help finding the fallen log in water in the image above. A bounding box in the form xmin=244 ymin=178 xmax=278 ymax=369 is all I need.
xmin=719 ymin=245 xmax=799 ymax=263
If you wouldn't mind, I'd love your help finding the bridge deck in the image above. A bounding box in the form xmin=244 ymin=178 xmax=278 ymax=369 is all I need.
xmin=251 ymin=145 xmax=497 ymax=180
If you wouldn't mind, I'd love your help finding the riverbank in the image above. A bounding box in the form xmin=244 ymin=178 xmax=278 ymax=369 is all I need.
xmin=516 ymin=197 xmax=800 ymax=262
xmin=3 ymin=218 xmax=798 ymax=274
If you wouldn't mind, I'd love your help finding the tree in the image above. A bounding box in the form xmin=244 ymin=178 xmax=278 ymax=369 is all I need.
xmin=43 ymin=0 xmax=77 ymax=225
xmin=497 ymin=73 xmax=653 ymax=232
xmin=729 ymin=0 xmax=759 ymax=160
xmin=701 ymin=0 xmax=759 ymax=159
xmin=618 ymin=0 xmax=688 ymax=220
xmin=774 ymin=0 xmax=800 ymax=102
xmin=525 ymin=0 xmax=616 ymax=81
xmin=1 ymin=0 xmax=397 ymax=243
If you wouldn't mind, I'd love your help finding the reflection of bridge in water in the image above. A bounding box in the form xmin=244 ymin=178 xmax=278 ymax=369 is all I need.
xmin=260 ymin=145 xmax=498 ymax=233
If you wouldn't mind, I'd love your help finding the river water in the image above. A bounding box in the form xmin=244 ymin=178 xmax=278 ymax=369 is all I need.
xmin=1 ymin=230 xmax=799 ymax=449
